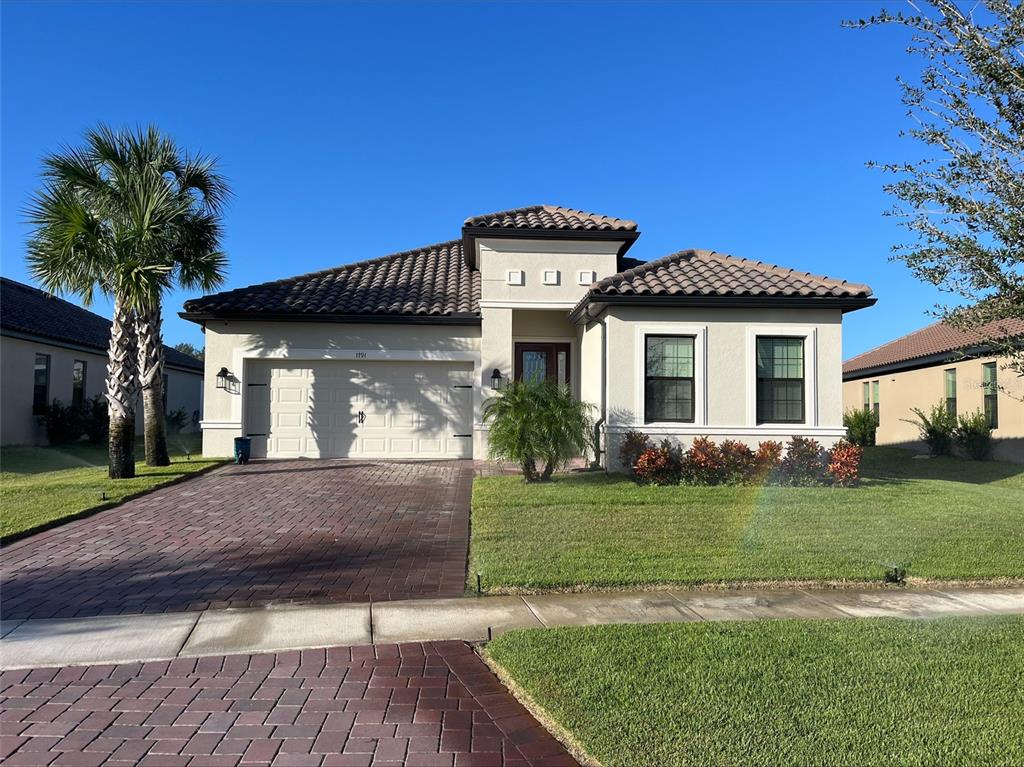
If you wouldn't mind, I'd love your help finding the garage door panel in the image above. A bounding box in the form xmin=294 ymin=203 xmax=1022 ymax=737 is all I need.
xmin=248 ymin=360 xmax=473 ymax=459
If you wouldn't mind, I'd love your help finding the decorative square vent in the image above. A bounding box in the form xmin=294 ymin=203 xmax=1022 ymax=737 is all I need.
xmin=578 ymin=269 xmax=597 ymax=286
xmin=506 ymin=270 xmax=525 ymax=286
xmin=542 ymin=269 xmax=560 ymax=286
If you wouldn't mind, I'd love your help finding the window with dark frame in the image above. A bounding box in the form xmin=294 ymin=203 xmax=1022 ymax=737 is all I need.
xmin=33 ymin=353 xmax=51 ymax=415
xmin=872 ymin=380 xmax=880 ymax=423
xmin=944 ymin=368 xmax=957 ymax=417
xmin=756 ymin=337 xmax=804 ymax=424
xmin=983 ymin=362 xmax=998 ymax=429
xmin=644 ymin=335 xmax=695 ymax=423
xmin=72 ymin=360 xmax=87 ymax=409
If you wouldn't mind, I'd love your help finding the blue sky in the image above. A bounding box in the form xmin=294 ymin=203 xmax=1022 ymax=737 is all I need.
xmin=2 ymin=1 xmax=941 ymax=356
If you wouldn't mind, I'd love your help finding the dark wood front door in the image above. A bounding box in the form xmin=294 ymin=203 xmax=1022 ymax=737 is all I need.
xmin=514 ymin=342 xmax=571 ymax=386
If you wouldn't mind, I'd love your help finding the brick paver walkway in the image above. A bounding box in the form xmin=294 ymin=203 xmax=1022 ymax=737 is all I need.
xmin=1 ymin=460 xmax=473 ymax=620
xmin=0 ymin=641 xmax=578 ymax=766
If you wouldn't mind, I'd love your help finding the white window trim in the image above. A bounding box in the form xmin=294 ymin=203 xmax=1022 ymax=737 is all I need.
xmin=635 ymin=323 xmax=708 ymax=428
xmin=746 ymin=325 xmax=818 ymax=428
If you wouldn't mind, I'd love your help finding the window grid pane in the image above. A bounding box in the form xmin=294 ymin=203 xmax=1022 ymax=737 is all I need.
xmin=644 ymin=335 xmax=695 ymax=423
xmin=756 ymin=337 xmax=804 ymax=423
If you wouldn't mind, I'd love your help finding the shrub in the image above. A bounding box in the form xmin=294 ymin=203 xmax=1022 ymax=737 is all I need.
xmin=166 ymin=407 xmax=189 ymax=435
xmin=904 ymin=401 xmax=956 ymax=456
xmin=955 ymin=409 xmax=992 ymax=460
xmin=619 ymin=430 xmax=651 ymax=477
xmin=630 ymin=442 xmax=679 ymax=485
xmin=780 ymin=436 xmax=827 ymax=486
xmin=82 ymin=394 xmax=109 ymax=444
xmin=827 ymin=439 xmax=863 ymax=487
xmin=681 ymin=436 xmax=725 ymax=485
xmin=753 ymin=440 xmax=784 ymax=481
xmin=843 ymin=408 xmax=877 ymax=447
xmin=37 ymin=399 xmax=83 ymax=445
xmin=719 ymin=439 xmax=756 ymax=485
xmin=483 ymin=380 xmax=593 ymax=482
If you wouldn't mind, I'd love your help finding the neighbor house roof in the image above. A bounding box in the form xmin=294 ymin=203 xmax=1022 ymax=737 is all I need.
xmin=182 ymin=240 xmax=481 ymax=323
xmin=1 ymin=278 xmax=204 ymax=372
xmin=464 ymin=205 xmax=638 ymax=232
xmin=569 ymin=249 xmax=875 ymax=321
xmin=843 ymin=317 xmax=1024 ymax=378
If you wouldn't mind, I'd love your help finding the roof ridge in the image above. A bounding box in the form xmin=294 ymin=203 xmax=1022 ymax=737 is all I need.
xmin=464 ymin=204 xmax=544 ymax=224
xmin=598 ymin=249 xmax=700 ymax=283
xmin=187 ymin=239 xmax=462 ymax=304
xmin=843 ymin=319 xmax=946 ymax=365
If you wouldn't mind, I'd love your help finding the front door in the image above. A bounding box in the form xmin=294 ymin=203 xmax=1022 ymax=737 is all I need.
xmin=514 ymin=342 xmax=571 ymax=386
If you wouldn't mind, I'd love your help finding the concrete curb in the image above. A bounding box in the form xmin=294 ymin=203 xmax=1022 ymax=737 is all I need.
xmin=2 ymin=585 xmax=1022 ymax=670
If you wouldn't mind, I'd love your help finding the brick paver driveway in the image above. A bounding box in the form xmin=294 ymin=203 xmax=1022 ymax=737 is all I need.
xmin=1 ymin=460 xmax=473 ymax=620
xmin=0 ymin=641 xmax=578 ymax=766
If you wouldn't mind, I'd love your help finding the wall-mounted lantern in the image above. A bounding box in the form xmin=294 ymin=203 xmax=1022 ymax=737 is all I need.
xmin=216 ymin=367 xmax=231 ymax=390
xmin=490 ymin=369 xmax=504 ymax=390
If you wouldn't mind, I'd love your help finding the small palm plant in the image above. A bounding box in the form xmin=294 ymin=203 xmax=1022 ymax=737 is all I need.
xmin=483 ymin=379 xmax=593 ymax=482
xmin=26 ymin=124 xmax=229 ymax=477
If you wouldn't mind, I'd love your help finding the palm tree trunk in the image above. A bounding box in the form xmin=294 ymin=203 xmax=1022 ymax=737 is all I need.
xmin=107 ymin=296 xmax=139 ymax=479
xmin=137 ymin=303 xmax=170 ymax=466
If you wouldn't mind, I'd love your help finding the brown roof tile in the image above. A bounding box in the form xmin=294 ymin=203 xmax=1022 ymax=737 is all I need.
xmin=465 ymin=204 xmax=638 ymax=232
xmin=182 ymin=240 xmax=480 ymax=320
xmin=843 ymin=317 xmax=1024 ymax=375
xmin=591 ymin=249 xmax=874 ymax=299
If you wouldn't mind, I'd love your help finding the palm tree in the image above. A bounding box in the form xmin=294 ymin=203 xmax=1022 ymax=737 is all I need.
xmin=26 ymin=125 xmax=229 ymax=477
xmin=483 ymin=380 xmax=593 ymax=481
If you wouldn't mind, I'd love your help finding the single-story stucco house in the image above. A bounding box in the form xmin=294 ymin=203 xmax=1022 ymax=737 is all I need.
xmin=1 ymin=277 xmax=204 ymax=446
xmin=843 ymin=317 xmax=1024 ymax=463
xmin=181 ymin=205 xmax=876 ymax=470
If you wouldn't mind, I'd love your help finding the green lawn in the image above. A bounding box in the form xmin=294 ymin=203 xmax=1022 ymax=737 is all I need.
xmin=1 ymin=433 xmax=223 ymax=540
xmin=486 ymin=617 xmax=1024 ymax=767
xmin=471 ymin=448 xmax=1024 ymax=590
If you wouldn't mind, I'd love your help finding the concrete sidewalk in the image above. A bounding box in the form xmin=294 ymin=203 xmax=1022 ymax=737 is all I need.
xmin=3 ymin=585 xmax=1022 ymax=670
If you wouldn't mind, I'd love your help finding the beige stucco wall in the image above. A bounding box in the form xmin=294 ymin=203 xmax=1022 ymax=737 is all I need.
xmin=477 ymin=237 xmax=623 ymax=304
xmin=1 ymin=334 xmax=202 ymax=446
xmin=843 ymin=355 xmax=1023 ymax=463
xmin=584 ymin=306 xmax=846 ymax=471
xmin=201 ymin=319 xmax=481 ymax=456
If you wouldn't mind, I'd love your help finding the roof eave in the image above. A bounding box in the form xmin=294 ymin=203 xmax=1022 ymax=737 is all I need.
xmin=179 ymin=310 xmax=482 ymax=326
xmin=570 ymin=293 xmax=877 ymax=325
xmin=461 ymin=226 xmax=640 ymax=269
xmin=842 ymin=343 xmax=1002 ymax=381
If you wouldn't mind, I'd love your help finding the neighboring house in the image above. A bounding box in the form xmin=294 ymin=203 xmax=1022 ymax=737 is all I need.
xmin=1 ymin=277 xmax=204 ymax=446
xmin=182 ymin=205 xmax=875 ymax=469
xmin=843 ymin=318 xmax=1024 ymax=463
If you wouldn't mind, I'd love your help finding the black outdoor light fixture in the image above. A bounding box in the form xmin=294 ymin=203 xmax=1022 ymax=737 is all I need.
xmin=216 ymin=367 xmax=231 ymax=390
xmin=490 ymin=368 xmax=504 ymax=390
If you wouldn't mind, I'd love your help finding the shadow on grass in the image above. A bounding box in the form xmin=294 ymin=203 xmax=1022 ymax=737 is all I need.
xmin=860 ymin=447 xmax=1024 ymax=486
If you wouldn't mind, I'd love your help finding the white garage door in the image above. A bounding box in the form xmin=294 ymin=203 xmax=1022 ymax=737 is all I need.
xmin=244 ymin=360 xmax=474 ymax=459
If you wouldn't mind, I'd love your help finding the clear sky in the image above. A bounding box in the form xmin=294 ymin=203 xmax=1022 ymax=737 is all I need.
xmin=2 ymin=1 xmax=944 ymax=357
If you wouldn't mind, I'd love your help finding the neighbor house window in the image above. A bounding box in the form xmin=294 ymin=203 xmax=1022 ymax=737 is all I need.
xmin=983 ymin=362 xmax=998 ymax=429
xmin=644 ymin=335 xmax=695 ymax=422
xmin=756 ymin=337 xmax=804 ymax=424
xmin=33 ymin=353 xmax=51 ymax=415
xmin=944 ymin=368 xmax=957 ymax=417
xmin=72 ymin=360 xmax=87 ymax=409
xmin=862 ymin=382 xmax=870 ymax=412
xmin=872 ymin=380 xmax=880 ymax=423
